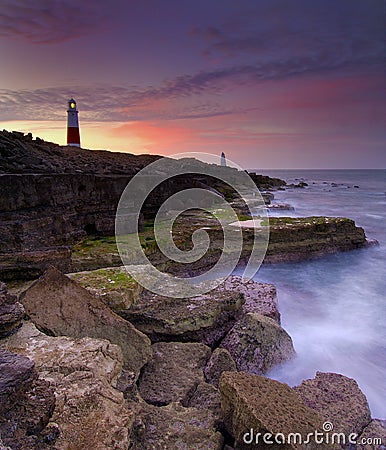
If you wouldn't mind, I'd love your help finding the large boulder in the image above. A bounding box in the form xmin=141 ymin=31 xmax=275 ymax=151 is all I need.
xmin=0 ymin=282 xmax=25 ymax=337
xmin=129 ymin=401 xmax=223 ymax=449
xmin=294 ymin=372 xmax=372 ymax=439
xmin=138 ymin=341 xmax=211 ymax=406
xmin=3 ymin=321 xmax=134 ymax=450
xmin=123 ymin=289 xmax=244 ymax=346
xmin=356 ymin=419 xmax=386 ymax=449
xmin=0 ymin=348 xmax=55 ymax=450
xmin=219 ymin=371 xmax=333 ymax=450
xmin=220 ymin=312 xmax=295 ymax=375
xmin=68 ymin=266 xmax=143 ymax=313
xmin=218 ymin=276 xmax=280 ymax=323
xmin=20 ymin=266 xmax=151 ymax=379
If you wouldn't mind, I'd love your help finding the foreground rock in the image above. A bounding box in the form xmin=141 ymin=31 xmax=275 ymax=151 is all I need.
xmin=204 ymin=348 xmax=237 ymax=387
xmin=123 ymin=289 xmax=245 ymax=346
xmin=220 ymin=313 xmax=295 ymax=375
xmin=0 ymin=348 xmax=55 ymax=450
xmin=356 ymin=419 xmax=386 ymax=449
xmin=68 ymin=266 xmax=143 ymax=313
xmin=138 ymin=341 xmax=211 ymax=405
xmin=294 ymin=372 xmax=372 ymax=439
xmin=219 ymin=371 xmax=331 ymax=450
xmin=187 ymin=382 xmax=222 ymax=423
xmin=20 ymin=267 xmax=151 ymax=379
xmin=3 ymin=321 xmax=133 ymax=450
xmin=218 ymin=276 xmax=280 ymax=323
xmin=0 ymin=282 xmax=24 ymax=337
xmin=129 ymin=401 xmax=223 ymax=449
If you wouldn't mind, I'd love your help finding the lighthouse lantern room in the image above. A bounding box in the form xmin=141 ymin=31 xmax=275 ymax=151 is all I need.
xmin=67 ymin=98 xmax=81 ymax=147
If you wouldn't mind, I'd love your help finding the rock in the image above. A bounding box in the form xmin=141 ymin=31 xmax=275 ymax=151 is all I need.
xmin=3 ymin=321 xmax=134 ymax=450
xmin=0 ymin=282 xmax=24 ymax=337
xmin=0 ymin=247 xmax=72 ymax=281
xmin=264 ymin=216 xmax=374 ymax=263
xmin=356 ymin=419 xmax=386 ymax=449
xmin=204 ymin=348 xmax=237 ymax=387
xmin=20 ymin=266 xmax=151 ymax=379
xmin=219 ymin=371 xmax=331 ymax=450
xmin=188 ymin=382 xmax=222 ymax=423
xmin=129 ymin=401 xmax=223 ymax=449
xmin=0 ymin=348 xmax=55 ymax=450
xmin=218 ymin=276 xmax=280 ymax=323
xmin=138 ymin=341 xmax=211 ymax=406
xmin=294 ymin=372 xmax=372 ymax=438
xmin=267 ymin=202 xmax=295 ymax=210
xmin=220 ymin=313 xmax=295 ymax=375
xmin=68 ymin=266 xmax=143 ymax=313
xmin=123 ymin=289 xmax=245 ymax=346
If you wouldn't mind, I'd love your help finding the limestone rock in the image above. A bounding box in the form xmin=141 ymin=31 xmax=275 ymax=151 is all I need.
xmin=3 ymin=321 xmax=134 ymax=450
xmin=219 ymin=371 xmax=333 ymax=450
xmin=220 ymin=312 xmax=295 ymax=375
xmin=123 ymin=289 xmax=244 ymax=346
xmin=20 ymin=266 xmax=151 ymax=378
xmin=218 ymin=276 xmax=280 ymax=323
xmin=68 ymin=266 xmax=142 ymax=313
xmin=138 ymin=341 xmax=211 ymax=406
xmin=129 ymin=401 xmax=223 ymax=449
xmin=356 ymin=419 xmax=386 ymax=449
xmin=0 ymin=282 xmax=25 ymax=337
xmin=204 ymin=347 xmax=237 ymax=387
xmin=294 ymin=372 xmax=372 ymax=438
xmin=0 ymin=348 xmax=55 ymax=450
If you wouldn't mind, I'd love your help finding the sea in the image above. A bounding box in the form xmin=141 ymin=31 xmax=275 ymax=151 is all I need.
xmin=243 ymin=169 xmax=385 ymax=418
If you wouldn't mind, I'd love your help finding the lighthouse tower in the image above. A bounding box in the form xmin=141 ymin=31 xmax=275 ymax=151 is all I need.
xmin=67 ymin=98 xmax=81 ymax=147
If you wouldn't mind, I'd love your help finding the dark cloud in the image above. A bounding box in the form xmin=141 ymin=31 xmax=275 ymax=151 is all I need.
xmin=0 ymin=0 xmax=107 ymax=43
xmin=193 ymin=0 xmax=385 ymax=73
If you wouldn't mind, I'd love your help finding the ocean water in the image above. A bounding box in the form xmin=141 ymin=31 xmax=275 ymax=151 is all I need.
xmin=249 ymin=170 xmax=385 ymax=418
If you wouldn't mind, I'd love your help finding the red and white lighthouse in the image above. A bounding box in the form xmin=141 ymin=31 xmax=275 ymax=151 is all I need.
xmin=67 ymin=98 xmax=81 ymax=147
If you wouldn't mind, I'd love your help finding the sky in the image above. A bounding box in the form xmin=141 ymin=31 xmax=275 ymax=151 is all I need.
xmin=0 ymin=0 xmax=385 ymax=169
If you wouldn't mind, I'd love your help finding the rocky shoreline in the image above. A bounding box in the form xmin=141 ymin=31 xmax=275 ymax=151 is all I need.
xmin=1 ymin=269 xmax=384 ymax=449
xmin=1 ymin=130 xmax=384 ymax=449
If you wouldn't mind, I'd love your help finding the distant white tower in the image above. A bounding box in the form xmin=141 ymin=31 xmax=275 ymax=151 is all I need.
xmin=67 ymin=98 xmax=81 ymax=147
xmin=221 ymin=151 xmax=227 ymax=167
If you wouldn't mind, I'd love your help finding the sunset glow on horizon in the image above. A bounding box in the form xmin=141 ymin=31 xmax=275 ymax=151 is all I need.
xmin=1 ymin=0 xmax=384 ymax=169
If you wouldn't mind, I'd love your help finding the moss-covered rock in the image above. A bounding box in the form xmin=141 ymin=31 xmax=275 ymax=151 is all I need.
xmin=220 ymin=313 xmax=295 ymax=375
xmin=122 ymin=289 xmax=245 ymax=346
xmin=68 ymin=266 xmax=142 ymax=313
xmin=20 ymin=267 xmax=151 ymax=379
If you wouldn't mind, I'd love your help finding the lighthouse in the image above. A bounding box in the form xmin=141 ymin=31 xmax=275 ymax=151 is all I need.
xmin=67 ymin=98 xmax=81 ymax=147
xmin=221 ymin=151 xmax=227 ymax=167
